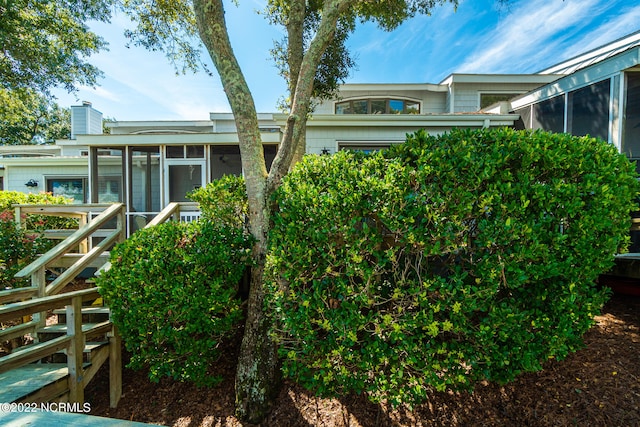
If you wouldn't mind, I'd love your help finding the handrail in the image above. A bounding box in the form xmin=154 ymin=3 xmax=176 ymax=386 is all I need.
xmin=0 ymin=287 xmax=38 ymax=304
xmin=96 ymin=202 xmax=200 ymax=275
xmin=0 ymin=287 xmax=119 ymax=405
xmin=145 ymin=202 xmax=181 ymax=228
xmin=13 ymin=203 xmax=115 ymax=217
xmin=45 ymin=227 xmax=122 ymax=296
xmin=14 ymin=203 xmax=124 ymax=281
xmin=0 ymin=288 xmax=100 ymax=323
xmin=0 ymin=335 xmax=71 ymax=374
xmin=144 ymin=201 xmax=200 ymax=228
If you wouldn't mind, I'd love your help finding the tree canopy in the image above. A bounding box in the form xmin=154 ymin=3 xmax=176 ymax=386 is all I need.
xmin=0 ymin=0 xmax=111 ymax=94
xmin=0 ymin=89 xmax=71 ymax=144
xmin=113 ymin=0 xmax=460 ymax=422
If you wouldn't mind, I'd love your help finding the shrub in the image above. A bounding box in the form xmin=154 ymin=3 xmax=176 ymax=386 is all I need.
xmin=0 ymin=191 xmax=76 ymax=230
xmin=0 ymin=210 xmax=50 ymax=288
xmin=266 ymin=128 xmax=639 ymax=405
xmin=97 ymin=220 xmax=253 ymax=386
xmin=188 ymin=175 xmax=248 ymax=230
xmin=0 ymin=191 xmax=74 ymax=288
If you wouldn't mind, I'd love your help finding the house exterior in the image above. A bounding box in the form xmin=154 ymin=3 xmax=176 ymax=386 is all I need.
xmin=505 ymin=30 xmax=640 ymax=170
xmin=2 ymin=30 xmax=639 ymax=235
xmin=0 ymin=74 xmax=558 ymax=234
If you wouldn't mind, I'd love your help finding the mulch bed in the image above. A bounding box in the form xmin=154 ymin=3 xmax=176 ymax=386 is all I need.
xmin=85 ymin=285 xmax=640 ymax=426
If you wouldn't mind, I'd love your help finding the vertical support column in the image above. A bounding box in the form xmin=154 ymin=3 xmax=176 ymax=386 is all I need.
xmin=31 ymin=266 xmax=47 ymax=340
xmin=78 ymin=213 xmax=88 ymax=254
xmin=108 ymin=325 xmax=122 ymax=408
xmin=172 ymin=203 xmax=180 ymax=223
xmin=14 ymin=205 xmax=22 ymax=228
xmin=67 ymin=295 xmax=85 ymax=404
xmin=117 ymin=204 xmax=126 ymax=243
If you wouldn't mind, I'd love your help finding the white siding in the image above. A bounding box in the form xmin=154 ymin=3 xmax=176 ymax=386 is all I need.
xmin=4 ymin=164 xmax=88 ymax=196
xmin=451 ymin=82 xmax=550 ymax=113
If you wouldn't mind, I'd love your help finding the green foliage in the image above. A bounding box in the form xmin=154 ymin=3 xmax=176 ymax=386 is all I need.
xmin=0 ymin=210 xmax=50 ymax=288
xmin=0 ymin=191 xmax=75 ymax=288
xmin=267 ymin=128 xmax=639 ymax=405
xmin=0 ymin=88 xmax=71 ymax=144
xmin=0 ymin=0 xmax=110 ymax=93
xmin=97 ymin=220 xmax=254 ymax=386
xmin=188 ymin=175 xmax=248 ymax=230
xmin=0 ymin=191 xmax=76 ymax=230
xmin=117 ymin=0 xmax=204 ymax=75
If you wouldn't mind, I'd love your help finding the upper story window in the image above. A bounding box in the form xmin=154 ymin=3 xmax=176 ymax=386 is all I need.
xmin=166 ymin=145 xmax=205 ymax=159
xmin=480 ymin=93 xmax=522 ymax=109
xmin=335 ymin=98 xmax=420 ymax=115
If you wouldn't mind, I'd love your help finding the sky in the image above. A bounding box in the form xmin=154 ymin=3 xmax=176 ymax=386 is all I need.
xmin=53 ymin=0 xmax=640 ymax=121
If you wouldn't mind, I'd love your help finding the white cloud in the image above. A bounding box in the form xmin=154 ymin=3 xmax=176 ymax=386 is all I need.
xmin=568 ymin=5 xmax=640 ymax=53
xmin=456 ymin=0 xmax=604 ymax=73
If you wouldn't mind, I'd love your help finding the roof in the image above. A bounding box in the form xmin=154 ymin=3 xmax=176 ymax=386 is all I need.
xmin=439 ymin=73 xmax=561 ymax=86
xmin=538 ymin=30 xmax=640 ymax=75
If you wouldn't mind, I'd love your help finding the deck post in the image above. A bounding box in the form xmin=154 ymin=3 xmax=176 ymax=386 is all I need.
xmin=117 ymin=205 xmax=126 ymax=244
xmin=108 ymin=325 xmax=122 ymax=408
xmin=31 ymin=266 xmax=47 ymax=338
xmin=78 ymin=212 xmax=88 ymax=254
xmin=66 ymin=295 xmax=85 ymax=404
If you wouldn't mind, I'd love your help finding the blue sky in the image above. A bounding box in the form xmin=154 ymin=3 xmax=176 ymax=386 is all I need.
xmin=54 ymin=0 xmax=640 ymax=121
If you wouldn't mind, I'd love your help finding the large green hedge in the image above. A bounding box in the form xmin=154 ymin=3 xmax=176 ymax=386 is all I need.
xmin=266 ymin=128 xmax=639 ymax=405
xmin=97 ymin=220 xmax=253 ymax=386
xmin=188 ymin=174 xmax=248 ymax=230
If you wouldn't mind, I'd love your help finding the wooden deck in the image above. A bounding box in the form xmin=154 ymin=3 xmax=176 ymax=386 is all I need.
xmin=0 ymin=202 xmax=204 ymax=419
xmin=0 ymin=364 xmax=69 ymax=403
xmin=0 ymin=410 xmax=162 ymax=426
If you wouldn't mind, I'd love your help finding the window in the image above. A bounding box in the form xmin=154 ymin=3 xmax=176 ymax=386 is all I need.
xmin=532 ymin=95 xmax=565 ymax=133
xmin=480 ymin=93 xmax=521 ymax=109
xmin=568 ymin=79 xmax=610 ymax=141
xmin=335 ymin=98 xmax=421 ymax=115
xmin=166 ymin=145 xmax=205 ymax=159
xmin=338 ymin=141 xmax=399 ymax=153
xmin=129 ymin=147 xmax=160 ymax=213
xmin=210 ymin=145 xmax=278 ymax=180
xmin=98 ymin=177 xmax=121 ymax=203
xmin=46 ymin=177 xmax=87 ymax=203
xmin=92 ymin=148 xmax=124 ymax=203
xmin=623 ymin=72 xmax=640 ymax=159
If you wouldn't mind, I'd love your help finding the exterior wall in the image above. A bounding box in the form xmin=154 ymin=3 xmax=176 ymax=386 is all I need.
xmin=107 ymin=122 xmax=214 ymax=135
xmin=2 ymin=161 xmax=88 ymax=201
xmin=314 ymin=85 xmax=448 ymax=115
xmin=305 ymin=126 xmax=415 ymax=154
xmin=451 ymin=82 xmax=553 ymax=113
xmin=303 ymin=117 xmax=517 ymax=154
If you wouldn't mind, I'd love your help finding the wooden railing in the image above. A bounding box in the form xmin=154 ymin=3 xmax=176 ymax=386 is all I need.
xmin=0 ymin=203 xmax=126 ymax=374
xmin=97 ymin=202 xmax=200 ymax=275
xmin=0 ymin=202 xmax=197 ymax=408
xmin=0 ymin=288 xmax=121 ymax=407
xmin=144 ymin=201 xmax=201 ymax=228
xmin=12 ymin=203 xmax=126 ymax=298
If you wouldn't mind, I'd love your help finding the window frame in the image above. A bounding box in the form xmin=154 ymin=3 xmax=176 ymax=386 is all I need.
xmin=334 ymin=98 xmax=422 ymax=115
xmin=45 ymin=176 xmax=88 ymax=203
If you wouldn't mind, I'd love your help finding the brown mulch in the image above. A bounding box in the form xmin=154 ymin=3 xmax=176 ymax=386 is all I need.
xmin=85 ymin=285 xmax=640 ymax=427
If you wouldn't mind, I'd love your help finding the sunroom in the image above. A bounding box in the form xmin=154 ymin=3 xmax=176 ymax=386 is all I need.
xmin=78 ymin=131 xmax=279 ymax=235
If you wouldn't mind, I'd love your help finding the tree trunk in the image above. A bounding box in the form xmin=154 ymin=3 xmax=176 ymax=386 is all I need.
xmin=193 ymin=0 xmax=352 ymax=422
xmin=193 ymin=0 xmax=280 ymax=422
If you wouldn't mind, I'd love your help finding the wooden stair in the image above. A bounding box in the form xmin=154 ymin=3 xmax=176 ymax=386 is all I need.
xmin=0 ymin=288 xmax=122 ymax=407
xmin=40 ymin=306 xmax=112 ymax=364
